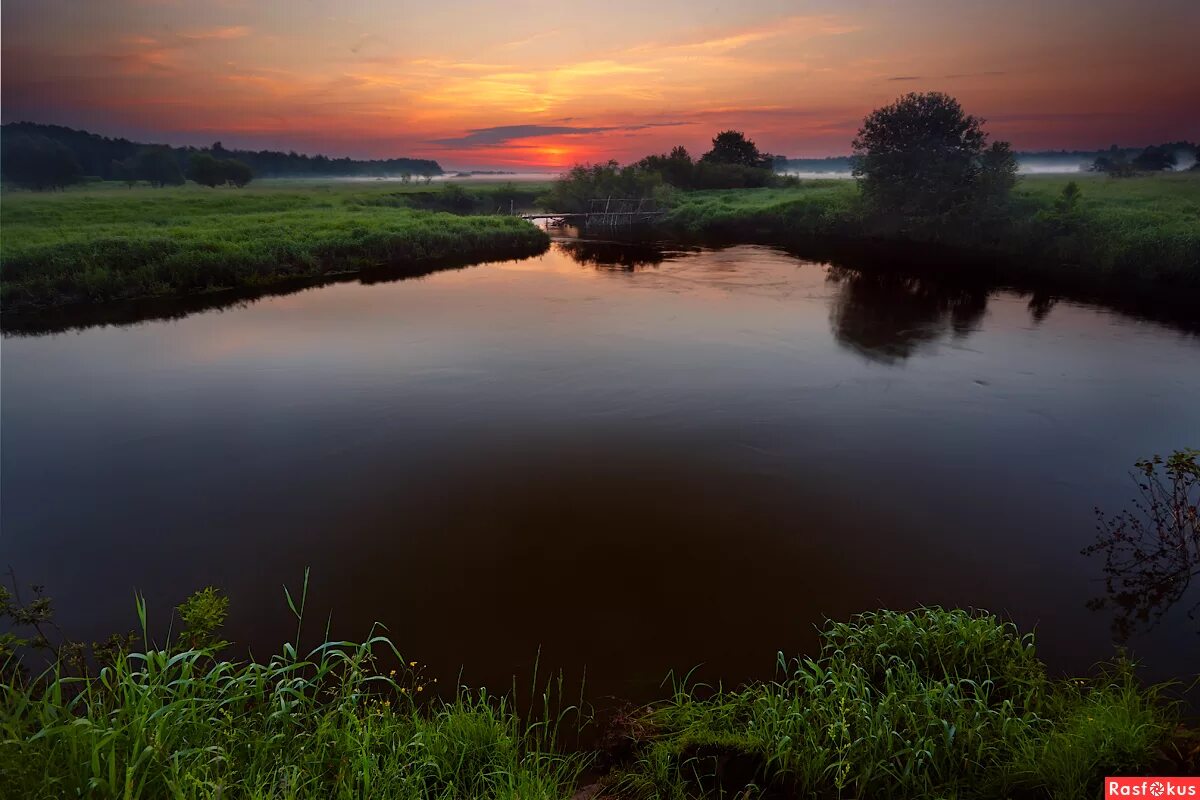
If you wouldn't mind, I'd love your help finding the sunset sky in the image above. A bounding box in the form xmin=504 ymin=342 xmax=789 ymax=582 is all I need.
xmin=4 ymin=0 xmax=1198 ymax=169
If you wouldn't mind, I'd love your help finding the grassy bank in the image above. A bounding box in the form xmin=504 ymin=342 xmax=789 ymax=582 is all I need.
xmin=613 ymin=609 xmax=1185 ymax=800
xmin=661 ymin=173 xmax=1200 ymax=290
xmin=0 ymin=181 xmax=550 ymax=311
xmin=2 ymin=593 xmax=1191 ymax=799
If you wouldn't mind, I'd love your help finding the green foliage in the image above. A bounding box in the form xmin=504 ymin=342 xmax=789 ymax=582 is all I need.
xmin=1054 ymin=180 xmax=1082 ymax=215
xmin=1093 ymin=150 xmax=1138 ymax=177
xmin=1085 ymin=449 xmax=1200 ymax=639
xmin=0 ymin=182 xmax=550 ymax=310
xmin=821 ymin=607 xmax=1045 ymax=703
xmin=1132 ymin=145 xmax=1177 ymax=172
xmin=635 ymin=146 xmax=696 ymax=188
xmin=613 ymin=609 xmax=1176 ymax=800
xmin=538 ymin=161 xmax=664 ymax=212
xmin=699 ymin=130 xmax=774 ymax=169
xmin=852 ymin=92 xmax=1016 ymax=220
xmin=0 ymin=589 xmax=1185 ymax=799
xmin=1 ymin=134 xmax=84 ymax=190
xmin=176 ymin=587 xmax=229 ymax=649
xmin=0 ymin=585 xmax=587 ymax=799
xmin=130 ymin=147 xmax=186 ymax=188
xmin=223 ymin=158 xmax=253 ymax=188
xmin=0 ymin=583 xmax=55 ymax=672
xmin=1014 ymin=662 xmax=1172 ymax=800
xmin=1 ymin=121 xmax=442 ymax=180
xmin=188 ymin=152 xmax=254 ymax=187
xmin=661 ymin=174 xmax=1200 ymax=289
xmin=545 ymin=131 xmax=788 ymax=202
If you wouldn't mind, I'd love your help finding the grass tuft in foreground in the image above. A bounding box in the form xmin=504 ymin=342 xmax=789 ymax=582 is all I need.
xmin=0 ymin=576 xmax=587 ymax=800
xmin=608 ymin=608 xmax=1179 ymax=800
xmin=1 ymin=591 xmax=1189 ymax=798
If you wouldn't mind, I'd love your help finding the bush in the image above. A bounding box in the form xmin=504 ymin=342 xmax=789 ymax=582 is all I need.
xmin=821 ymin=607 xmax=1045 ymax=703
xmin=537 ymin=161 xmax=663 ymax=212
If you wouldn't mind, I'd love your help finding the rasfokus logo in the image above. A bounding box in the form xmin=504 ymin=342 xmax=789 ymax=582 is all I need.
xmin=1107 ymin=778 xmax=1200 ymax=798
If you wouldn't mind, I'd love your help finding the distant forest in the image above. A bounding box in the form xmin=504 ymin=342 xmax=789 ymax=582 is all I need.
xmin=0 ymin=122 xmax=443 ymax=180
xmin=782 ymin=142 xmax=1198 ymax=173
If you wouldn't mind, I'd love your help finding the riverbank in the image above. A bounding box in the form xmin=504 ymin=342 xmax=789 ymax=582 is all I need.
xmin=0 ymin=182 xmax=550 ymax=311
xmin=659 ymin=173 xmax=1200 ymax=292
xmin=3 ymin=174 xmax=1196 ymax=313
xmin=2 ymin=594 xmax=1195 ymax=799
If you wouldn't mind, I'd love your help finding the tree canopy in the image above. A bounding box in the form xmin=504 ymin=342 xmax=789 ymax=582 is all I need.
xmin=700 ymin=130 xmax=774 ymax=168
xmin=188 ymin=153 xmax=254 ymax=187
xmin=1131 ymin=145 xmax=1177 ymax=171
xmin=131 ymin=147 xmax=186 ymax=187
xmin=1 ymin=122 xmax=441 ymax=180
xmin=1 ymin=134 xmax=84 ymax=190
xmin=851 ymin=92 xmax=1016 ymax=218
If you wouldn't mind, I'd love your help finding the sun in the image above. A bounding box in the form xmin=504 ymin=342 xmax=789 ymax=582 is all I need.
xmin=535 ymin=145 xmax=571 ymax=165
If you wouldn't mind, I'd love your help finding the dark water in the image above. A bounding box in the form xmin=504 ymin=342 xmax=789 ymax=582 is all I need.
xmin=3 ymin=238 xmax=1198 ymax=704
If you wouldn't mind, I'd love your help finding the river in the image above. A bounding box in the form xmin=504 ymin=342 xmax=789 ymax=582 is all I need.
xmin=2 ymin=236 xmax=1198 ymax=703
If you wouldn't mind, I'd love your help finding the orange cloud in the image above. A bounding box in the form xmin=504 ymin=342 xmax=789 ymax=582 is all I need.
xmin=3 ymin=1 xmax=1196 ymax=167
xmin=178 ymin=26 xmax=252 ymax=41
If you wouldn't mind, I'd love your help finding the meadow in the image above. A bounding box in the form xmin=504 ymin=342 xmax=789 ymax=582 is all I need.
xmin=0 ymin=181 xmax=550 ymax=312
xmin=2 ymin=589 xmax=1192 ymax=800
xmin=661 ymin=172 xmax=1200 ymax=290
xmin=3 ymin=173 xmax=1196 ymax=313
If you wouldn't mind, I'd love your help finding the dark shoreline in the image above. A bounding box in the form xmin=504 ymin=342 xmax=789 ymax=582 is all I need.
xmin=5 ymin=230 xmax=1199 ymax=337
xmin=0 ymin=240 xmax=550 ymax=336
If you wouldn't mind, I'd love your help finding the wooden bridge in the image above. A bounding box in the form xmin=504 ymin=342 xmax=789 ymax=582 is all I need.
xmin=517 ymin=198 xmax=666 ymax=227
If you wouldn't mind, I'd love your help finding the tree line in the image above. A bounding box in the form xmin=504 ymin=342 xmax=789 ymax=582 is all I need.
xmin=546 ymin=92 xmax=1196 ymax=221
xmin=1090 ymin=142 xmax=1198 ymax=176
xmin=1 ymin=122 xmax=444 ymax=190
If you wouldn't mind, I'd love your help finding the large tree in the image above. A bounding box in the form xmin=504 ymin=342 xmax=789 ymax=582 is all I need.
xmin=133 ymin=147 xmax=185 ymax=187
xmin=188 ymin=152 xmax=224 ymax=187
xmin=852 ymin=92 xmax=1016 ymax=218
xmin=700 ymin=130 xmax=772 ymax=168
xmin=1131 ymin=145 xmax=1177 ymax=172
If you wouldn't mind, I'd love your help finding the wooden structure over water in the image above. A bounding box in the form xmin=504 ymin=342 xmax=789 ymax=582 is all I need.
xmin=518 ymin=197 xmax=665 ymax=227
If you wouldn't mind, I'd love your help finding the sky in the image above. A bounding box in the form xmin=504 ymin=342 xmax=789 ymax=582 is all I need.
xmin=3 ymin=0 xmax=1198 ymax=169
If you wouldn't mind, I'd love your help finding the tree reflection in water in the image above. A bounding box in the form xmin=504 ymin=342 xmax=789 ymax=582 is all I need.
xmin=554 ymin=238 xmax=668 ymax=271
xmin=825 ymin=266 xmax=989 ymax=363
xmin=1084 ymin=450 xmax=1200 ymax=641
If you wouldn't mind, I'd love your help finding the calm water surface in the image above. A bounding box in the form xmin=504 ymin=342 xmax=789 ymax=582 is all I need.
xmin=3 ymin=240 xmax=1198 ymax=702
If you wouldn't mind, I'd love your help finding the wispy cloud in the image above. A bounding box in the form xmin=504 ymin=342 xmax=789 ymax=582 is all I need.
xmin=496 ymin=29 xmax=559 ymax=50
xmin=430 ymin=121 xmax=688 ymax=147
xmin=431 ymin=121 xmax=690 ymax=147
xmin=886 ymin=70 xmax=1007 ymax=81
xmin=626 ymin=13 xmax=858 ymax=58
xmin=177 ymin=26 xmax=251 ymax=41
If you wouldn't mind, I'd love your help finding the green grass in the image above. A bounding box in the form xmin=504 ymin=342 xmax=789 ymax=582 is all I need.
xmin=0 ymin=181 xmax=551 ymax=311
xmin=611 ymin=609 xmax=1177 ymax=800
xmin=2 ymin=597 xmax=1187 ymax=799
xmin=0 ymin=579 xmax=588 ymax=800
xmin=661 ymin=173 xmax=1200 ymax=289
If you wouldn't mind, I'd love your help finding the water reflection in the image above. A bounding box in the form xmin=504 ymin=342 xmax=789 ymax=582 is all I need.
xmin=825 ymin=266 xmax=989 ymax=363
xmin=555 ymin=238 xmax=669 ymax=271
xmin=5 ymin=234 xmax=1198 ymax=343
xmin=0 ymin=254 xmax=532 ymax=337
xmin=1084 ymin=452 xmax=1200 ymax=641
xmin=1027 ymin=293 xmax=1059 ymax=325
xmin=4 ymin=234 xmax=1200 ymax=702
